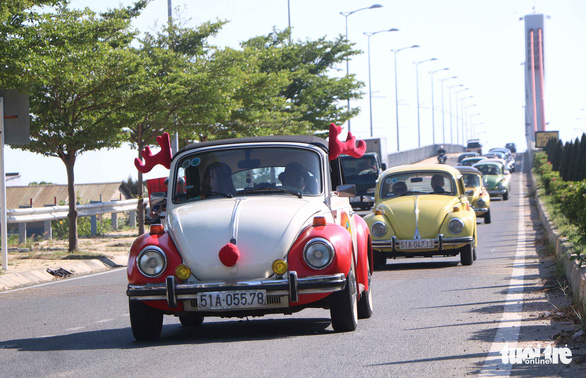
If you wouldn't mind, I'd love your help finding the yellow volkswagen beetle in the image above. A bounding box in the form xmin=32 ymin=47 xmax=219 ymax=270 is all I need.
xmin=456 ymin=166 xmax=491 ymax=224
xmin=364 ymin=165 xmax=477 ymax=268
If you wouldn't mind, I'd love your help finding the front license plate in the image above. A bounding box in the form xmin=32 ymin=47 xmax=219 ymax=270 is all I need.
xmin=399 ymin=239 xmax=435 ymax=250
xmin=195 ymin=290 xmax=267 ymax=310
xmin=350 ymin=196 xmax=361 ymax=202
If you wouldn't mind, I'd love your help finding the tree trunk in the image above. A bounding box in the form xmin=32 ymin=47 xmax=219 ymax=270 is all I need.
xmin=64 ymin=155 xmax=78 ymax=252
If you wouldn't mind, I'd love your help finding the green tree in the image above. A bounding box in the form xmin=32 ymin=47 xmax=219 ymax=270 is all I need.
xmin=121 ymin=18 xmax=228 ymax=233
xmin=9 ymin=2 xmax=146 ymax=251
xmin=240 ymin=29 xmax=363 ymax=136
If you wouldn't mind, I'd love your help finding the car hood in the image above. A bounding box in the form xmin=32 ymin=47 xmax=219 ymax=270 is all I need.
xmin=377 ymin=195 xmax=459 ymax=239
xmin=166 ymin=196 xmax=323 ymax=281
xmin=484 ymin=175 xmax=504 ymax=189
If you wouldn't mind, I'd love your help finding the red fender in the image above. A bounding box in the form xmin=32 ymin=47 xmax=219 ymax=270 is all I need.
xmin=353 ymin=214 xmax=372 ymax=294
xmin=127 ymin=231 xmax=185 ymax=312
xmin=287 ymin=223 xmax=353 ymax=306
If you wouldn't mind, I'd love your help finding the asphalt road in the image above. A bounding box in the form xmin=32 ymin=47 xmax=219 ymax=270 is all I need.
xmin=0 ymin=154 xmax=581 ymax=377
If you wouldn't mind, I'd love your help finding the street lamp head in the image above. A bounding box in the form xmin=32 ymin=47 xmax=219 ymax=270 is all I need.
xmin=341 ymin=4 xmax=383 ymax=16
xmin=364 ymin=28 xmax=399 ymax=37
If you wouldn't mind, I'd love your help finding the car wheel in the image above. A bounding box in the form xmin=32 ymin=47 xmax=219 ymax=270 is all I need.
xmin=373 ymin=252 xmax=386 ymax=270
xmin=357 ymin=265 xmax=373 ymax=319
xmin=179 ymin=314 xmax=204 ymax=327
xmin=484 ymin=209 xmax=492 ymax=224
xmin=129 ymin=299 xmax=163 ymax=341
xmin=330 ymin=265 xmax=358 ymax=332
xmin=503 ymin=190 xmax=510 ymax=201
xmin=460 ymin=244 xmax=474 ymax=266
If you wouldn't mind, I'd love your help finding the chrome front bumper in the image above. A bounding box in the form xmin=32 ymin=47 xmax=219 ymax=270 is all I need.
xmin=488 ymin=189 xmax=506 ymax=196
xmin=127 ymin=271 xmax=346 ymax=309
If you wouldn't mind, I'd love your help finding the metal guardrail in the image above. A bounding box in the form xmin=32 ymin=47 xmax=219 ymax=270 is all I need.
xmin=6 ymin=199 xmax=139 ymax=223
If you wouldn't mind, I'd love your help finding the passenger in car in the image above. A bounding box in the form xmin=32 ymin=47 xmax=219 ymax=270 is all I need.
xmin=393 ymin=181 xmax=408 ymax=196
xmin=279 ymin=162 xmax=317 ymax=193
xmin=201 ymin=162 xmax=236 ymax=198
xmin=431 ymin=174 xmax=446 ymax=194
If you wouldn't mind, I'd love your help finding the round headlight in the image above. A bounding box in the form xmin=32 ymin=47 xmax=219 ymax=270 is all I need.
xmin=303 ymin=238 xmax=334 ymax=270
xmin=477 ymin=198 xmax=486 ymax=208
xmin=448 ymin=218 xmax=465 ymax=235
xmin=371 ymin=221 xmax=387 ymax=238
xmin=137 ymin=246 xmax=167 ymax=278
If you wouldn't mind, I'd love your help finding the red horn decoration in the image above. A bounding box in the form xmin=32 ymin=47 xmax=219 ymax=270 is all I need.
xmin=328 ymin=123 xmax=366 ymax=160
xmin=134 ymin=132 xmax=173 ymax=173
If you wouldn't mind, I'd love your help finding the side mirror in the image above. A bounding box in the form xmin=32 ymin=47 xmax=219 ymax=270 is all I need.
xmin=381 ymin=163 xmax=387 ymax=171
xmin=336 ymin=184 xmax=356 ymax=197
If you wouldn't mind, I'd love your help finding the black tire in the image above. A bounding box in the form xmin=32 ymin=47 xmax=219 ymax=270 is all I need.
xmin=503 ymin=190 xmax=510 ymax=201
xmin=460 ymin=244 xmax=474 ymax=266
xmin=179 ymin=314 xmax=204 ymax=327
xmin=484 ymin=209 xmax=491 ymax=224
xmin=373 ymin=252 xmax=386 ymax=270
xmin=129 ymin=300 xmax=163 ymax=341
xmin=357 ymin=265 xmax=373 ymax=319
xmin=330 ymin=265 xmax=358 ymax=332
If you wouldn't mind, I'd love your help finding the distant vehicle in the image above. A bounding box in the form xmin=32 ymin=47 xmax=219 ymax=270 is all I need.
xmin=460 ymin=156 xmax=486 ymax=167
xmin=456 ymin=166 xmax=491 ymax=224
xmin=488 ymin=148 xmax=515 ymax=172
xmin=466 ymin=139 xmax=483 ymax=155
xmin=473 ymin=160 xmax=511 ymax=200
xmin=457 ymin=152 xmax=479 ymax=163
xmin=505 ymin=143 xmax=517 ymax=153
xmin=341 ymin=152 xmax=386 ymax=210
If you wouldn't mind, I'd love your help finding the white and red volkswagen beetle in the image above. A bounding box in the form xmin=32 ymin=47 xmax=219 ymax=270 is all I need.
xmin=127 ymin=125 xmax=373 ymax=340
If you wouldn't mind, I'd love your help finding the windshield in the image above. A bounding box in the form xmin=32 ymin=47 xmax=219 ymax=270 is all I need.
xmin=340 ymin=154 xmax=378 ymax=176
xmin=463 ymin=173 xmax=481 ymax=188
xmin=172 ymin=146 xmax=323 ymax=203
xmin=379 ymin=171 xmax=456 ymax=199
xmin=475 ymin=164 xmax=501 ymax=176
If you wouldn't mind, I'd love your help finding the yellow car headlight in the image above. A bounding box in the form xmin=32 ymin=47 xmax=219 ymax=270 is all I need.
xmin=371 ymin=221 xmax=387 ymax=238
xmin=448 ymin=218 xmax=464 ymax=235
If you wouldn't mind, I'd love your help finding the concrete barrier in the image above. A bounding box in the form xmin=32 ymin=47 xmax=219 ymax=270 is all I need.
xmin=386 ymin=144 xmax=465 ymax=167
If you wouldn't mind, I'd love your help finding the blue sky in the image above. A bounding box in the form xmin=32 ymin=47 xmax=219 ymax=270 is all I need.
xmin=5 ymin=0 xmax=586 ymax=185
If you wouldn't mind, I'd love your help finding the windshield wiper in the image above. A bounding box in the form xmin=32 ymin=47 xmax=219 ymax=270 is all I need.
xmin=240 ymin=187 xmax=303 ymax=198
xmin=201 ymin=191 xmax=233 ymax=198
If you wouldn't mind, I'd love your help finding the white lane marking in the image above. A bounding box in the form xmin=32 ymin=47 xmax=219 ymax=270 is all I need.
xmin=65 ymin=327 xmax=85 ymax=332
xmin=0 ymin=267 xmax=126 ymax=294
xmin=95 ymin=319 xmax=114 ymax=324
xmin=480 ymin=154 xmax=527 ymax=376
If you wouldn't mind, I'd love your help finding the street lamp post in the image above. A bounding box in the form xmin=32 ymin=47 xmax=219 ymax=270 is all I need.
xmin=467 ymin=113 xmax=481 ymax=142
xmin=340 ymin=4 xmax=383 ymax=133
xmin=448 ymin=84 xmax=464 ymax=144
xmin=429 ymin=68 xmax=449 ymax=145
xmin=391 ymin=44 xmax=419 ymax=151
xmin=459 ymin=97 xmax=474 ymax=144
xmin=439 ymin=76 xmax=457 ymax=144
xmin=413 ymin=58 xmax=437 ymax=147
xmin=453 ymin=88 xmax=469 ymax=144
xmin=364 ymin=28 xmax=399 ymax=137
